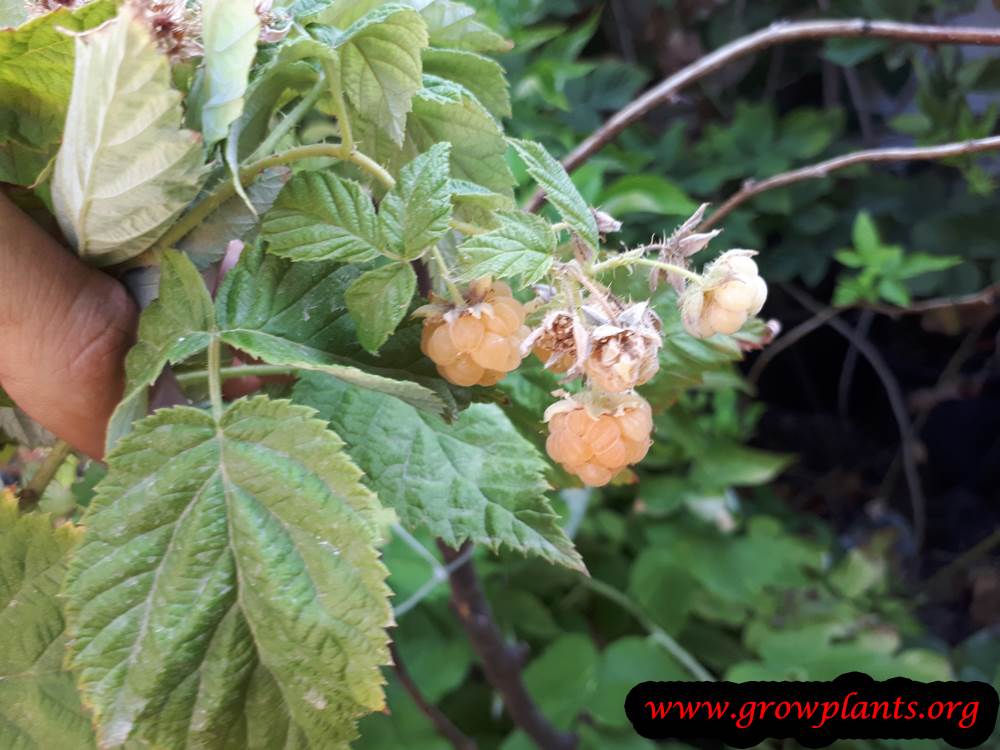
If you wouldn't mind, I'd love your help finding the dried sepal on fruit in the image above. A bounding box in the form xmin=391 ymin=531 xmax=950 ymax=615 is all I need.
xmin=522 ymin=310 xmax=588 ymax=375
xmin=648 ymin=203 xmax=721 ymax=293
xmin=126 ymin=0 xmax=203 ymax=61
xmin=544 ymin=391 xmax=653 ymax=487
xmin=417 ymin=278 xmax=529 ymax=387
xmin=680 ymin=250 xmax=767 ymax=338
xmin=582 ymin=299 xmax=662 ymax=393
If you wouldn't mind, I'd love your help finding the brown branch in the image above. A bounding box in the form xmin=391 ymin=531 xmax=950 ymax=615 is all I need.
xmin=437 ymin=541 xmax=577 ymax=750
xmin=782 ymin=285 xmax=927 ymax=549
xmin=527 ymin=18 xmax=1000 ymax=212
xmin=702 ymin=136 xmax=1000 ymax=230
xmin=390 ymin=642 xmax=478 ymax=750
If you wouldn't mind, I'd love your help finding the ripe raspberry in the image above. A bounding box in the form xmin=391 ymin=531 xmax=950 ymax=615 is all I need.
xmin=681 ymin=250 xmax=767 ymax=339
xmin=419 ymin=280 xmax=528 ymax=387
xmin=544 ymin=393 xmax=653 ymax=487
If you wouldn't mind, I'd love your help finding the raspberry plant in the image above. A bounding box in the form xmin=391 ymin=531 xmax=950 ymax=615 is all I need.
xmin=0 ymin=1 xmax=772 ymax=747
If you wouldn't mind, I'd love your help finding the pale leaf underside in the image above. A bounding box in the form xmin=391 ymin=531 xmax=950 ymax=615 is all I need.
xmin=50 ymin=6 xmax=204 ymax=266
xmin=65 ymin=398 xmax=393 ymax=749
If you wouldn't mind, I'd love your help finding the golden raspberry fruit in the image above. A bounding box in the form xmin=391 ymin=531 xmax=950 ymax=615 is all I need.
xmin=681 ymin=250 xmax=767 ymax=338
xmin=419 ymin=280 xmax=528 ymax=387
xmin=543 ymin=393 xmax=653 ymax=487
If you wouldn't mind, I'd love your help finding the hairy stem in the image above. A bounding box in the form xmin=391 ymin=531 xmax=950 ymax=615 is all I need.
xmin=174 ymin=364 xmax=299 ymax=386
xmin=438 ymin=541 xmax=577 ymax=750
xmin=322 ymin=57 xmax=354 ymax=154
xmin=19 ymin=440 xmax=73 ymax=511
xmin=249 ymin=77 xmax=327 ymax=162
xmin=206 ymin=336 xmax=224 ymax=423
xmin=149 ymin=142 xmax=395 ymax=256
xmin=390 ymin=642 xmax=478 ymax=750
xmin=527 ymin=18 xmax=1000 ymax=209
xmin=592 ymin=255 xmax=702 ymax=283
xmin=430 ymin=245 xmax=466 ymax=306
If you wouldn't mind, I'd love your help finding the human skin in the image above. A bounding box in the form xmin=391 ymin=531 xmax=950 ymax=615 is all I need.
xmin=0 ymin=191 xmax=137 ymax=459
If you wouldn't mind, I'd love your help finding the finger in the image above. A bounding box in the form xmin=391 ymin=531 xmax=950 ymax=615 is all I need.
xmin=0 ymin=193 xmax=137 ymax=459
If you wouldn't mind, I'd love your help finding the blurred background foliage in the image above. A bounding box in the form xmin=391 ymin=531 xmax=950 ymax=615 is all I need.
xmin=17 ymin=0 xmax=998 ymax=748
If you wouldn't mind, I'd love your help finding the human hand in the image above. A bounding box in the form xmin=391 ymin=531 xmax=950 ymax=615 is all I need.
xmin=0 ymin=191 xmax=137 ymax=459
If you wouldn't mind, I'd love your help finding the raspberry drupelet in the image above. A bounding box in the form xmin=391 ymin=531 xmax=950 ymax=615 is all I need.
xmin=544 ymin=392 xmax=653 ymax=487
xmin=419 ymin=279 xmax=530 ymax=387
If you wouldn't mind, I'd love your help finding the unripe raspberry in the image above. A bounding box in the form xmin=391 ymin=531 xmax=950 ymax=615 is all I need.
xmin=417 ymin=279 xmax=527 ymax=387
xmin=543 ymin=393 xmax=653 ymax=487
xmin=524 ymin=311 xmax=580 ymax=374
xmin=681 ymin=250 xmax=767 ymax=339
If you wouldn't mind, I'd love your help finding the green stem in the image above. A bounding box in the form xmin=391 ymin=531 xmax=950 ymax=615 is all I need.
xmin=19 ymin=440 xmax=73 ymax=511
xmin=322 ymin=57 xmax=353 ymax=154
xmin=592 ymin=255 xmax=702 ymax=284
xmin=430 ymin=244 xmax=465 ymax=306
xmin=149 ymin=143 xmax=395 ymax=256
xmin=582 ymin=577 xmax=715 ymax=682
xmin=175 ymin=364 xmax=298 ymax=387
xmin=206 ymin=336 xmax=224 ymax=422
xmin=249 ymin=77 xmax=326 ymax=162
xmin=449 ymin=218 xmax=487 ymax=236
xmin=347 ymin=149 xmax=395 ymax=189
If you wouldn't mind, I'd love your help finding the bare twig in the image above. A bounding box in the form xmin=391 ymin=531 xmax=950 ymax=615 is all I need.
xmin=702 ymin=136 xmax=1000 ymax=229
xmin=19 ymin=440 xmax=73 ymax=511
xmin=859 ymin=281 xmax=1000 ymax=316
xmin=783 ymin=285 xmax=927 ymax=549
xmin=838 ymin=309 xmax=875 ymax=417
xmin=437 ymin=541 xmax=577 ymax=750
xmin=527 ymin=18 xmax=1000 ymax=211
xmin=390 ymin=642 xmax=478 ymax=750
xmin=747 ymin=307 xmax=841 ymax=386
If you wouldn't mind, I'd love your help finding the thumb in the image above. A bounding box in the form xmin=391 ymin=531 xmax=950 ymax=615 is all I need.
xmin=0 ymin=192 xmax=137 ymax=459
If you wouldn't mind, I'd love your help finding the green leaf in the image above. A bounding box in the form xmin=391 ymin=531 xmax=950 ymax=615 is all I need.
xmin=180 ymin=167 xmax=290 ymax=268
xmin=457 ymin=210 xmax=555 ymax=285
xmin=293 ymin=373 xmax=586 ymax=571
xmin=65 ymin=397 xmax=393 ymax=748
xmin=50 ymin=5 xmax=205 ymax=266
xmin=218 ymin=245 xmax=448 ymax=415
xmin=346 ymin=263 xmax=417 ymax=353
xmin=339 ymin=4 xmax=428 ymax=145
xmin=0 ymin=0 xmax=117 ymax=185
xmin=197 ymin=0 xmax=260 ymax=147
xmin=897 ymin=252 xmax=961 ymax=278
xmin=0 ymin=495 xmax=95 ymax=749
xmin=378 ymin=142 xmax=453 ymax=259
xmin=418 ymin=0 xmax=511 ymax=54
xmin=262 ymin=171 xmax=382 ymax=262
xmin=399 ymin=76 xmax=514 ymax=197
xmin=598 ymin=175 xmax=696 ymax=218
xmin=522 ymin=634 xmax=599 ymax=729
xmin=591 ymin=637 xmax=687 ymax=729
xmin=422 ymin=47 xmax=511 ymax=118
xmin=691 ymin=442 xmax=792 ymax=489
xmin=106 ymin=251 xmax=216 ymax=452
xmin=509 ymin=138 xmax=599 ymax=250
xmin=878 ymin=277 xmax=911 ymax=306
xmin=852 ymin=211 xmax=881 ymax=257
